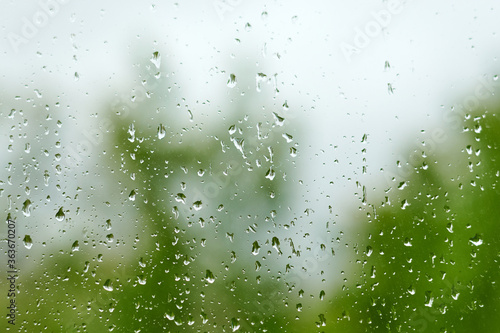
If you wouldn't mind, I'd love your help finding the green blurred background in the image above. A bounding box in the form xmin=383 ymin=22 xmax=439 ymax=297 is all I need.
xmin=1 ymin=1 xmax=499 ymax=332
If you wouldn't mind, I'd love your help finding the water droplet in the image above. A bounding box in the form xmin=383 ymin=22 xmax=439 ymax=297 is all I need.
xmin=404 ymin=238 xmax=412 ymax=247
xmin=401 ymin=199 xmax=410 ymax=210
xmin=139 ymin=257 xmax=146 ymax=267
xmin=228 ymin=124 xmax=236 ymax=135
xmin=230 ymin=318 xmax=240 ymax=332
xmin=193 ymin=200 xmax=202 ymax=211
xmin=175 ymin=193 xmax=186 ymax=204
xmin=296 ymin=303 xmax=303 ymax=312
xmin=424 ymin=291 xmax=434 ymax=307
xmin=388 ymin=83 xmax=394 ymax=94
xmin=128 ymin=123 xmax=135 ymax=141
xmin=255 ymin=261 xmax=261 ymax=271
xmin=244 ymin=22 xmax=252 ymax=32
xmin=272 ymin=112 xmax=285 ymax=126
xmin=129 ymin=189 xmax=137 ymax=201
xmin=205 ymin=270 xmax=215 ymax=283
xmin=227 ymin=74 xmax=237 ymax=88
xmin=316 ymin=314 xmax=326 ymax=327
xmin=469 ymin=234 xmax=483 ymax=246
xmin=103 ymin=279 xmax=113 ymax=291
xmin=165 ymin=311 xmax=175 ymax=320
xmin=366 ymin=246 xmax=373 ymax=257
xmin=55 ymin=207 xmax=65 ymax=221
xmin=251 ymin=241 xmax=260 ymax=255
xmin=106 ymin=234 xmax=114 ymax=242
xmin=290 ymin=147 xmax=297 ymax=157
xmin=157 ymin=124 xmax=166 ymax=139
xmin=451 ymin=285 xmax=460 ymax=300
xmin=282 ymin=133 xmax=293 ymax=143
xmin=106 ymin=219 xmax=112 ymax=230
xmin=43 ymin=170 xmax=50 ymax=186
xmin=22 ymin=199 xmax=32 ymax=217
xmin=319 ymin=290 xmax=325 ymax=300
xmin=265 ymin=167 xmax=275 ymax=180
xmin=23 ymin=235 xmax=33 ymax=249
xmin=271 ymin=236 xmax=281 ymax=254
xmin=150 ymin=51 xmax=161 ymax=69
xmin=137 ymin=275 xmax=147 ymax=285
xmin=256 ymin=73 xmax=267 ymax=92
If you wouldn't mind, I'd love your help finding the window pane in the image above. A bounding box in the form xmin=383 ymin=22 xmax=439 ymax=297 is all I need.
xmin=1 ymin=1 xmax=499 ymax=332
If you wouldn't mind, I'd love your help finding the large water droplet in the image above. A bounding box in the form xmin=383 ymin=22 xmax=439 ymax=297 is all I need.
xmin=150 ymin=51 xmax=161 ymax=69
xmin=227 ymin=74 xmax=237 ymax=88
xmin=271 ymin=236 xmax=282 ymax=254
xmin=230 ymin=317 xmax=240 ymax=332
xmin=317 ymin=314 xmax=326 ymax=327
xmin=388 ymin=83 xmax=394 ymax=94
xmin=157 ymin=124 xmax=166 ymax=139
xmin=469 ymin=234 xmax=483 ymax=246
xmin=137 ymin=275 xmax=147 ymax=285
xmin=272 ymin=112 xmax=285 ymax=126
xmin=22 ymin=199 xmax=32 ymax=217
xmin=55 ymin=207 xmax=65 ymax=221
xmin=251 ymin=241 xmax=260 ymax=255
xmin=129 ymin=189 xmax=137 ymax=201
xmin=175 ymin=193 xmax=186 ymax=204
xmin=205 ymin=270 xmax=215 ymax=283
xmin=193 ymin=200 xmax=203 ymax=211
xmin=424 ymin=291 xmax=434 ymax=307
xmin=265 ymin=167 xmax=275 ymax=180
xmin=256 ymin=73 xmax=267 ymax=92
xmin=23 ymin=235 xmax=33 ymax=249
xmin=106 ymin=234 xmax=114 ymax=243
xmin=103 ymin=279 xmax=113 ymax=291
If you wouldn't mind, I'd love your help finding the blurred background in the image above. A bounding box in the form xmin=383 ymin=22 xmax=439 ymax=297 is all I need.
xmin=1 ymin=0 xmax=499 ymax=332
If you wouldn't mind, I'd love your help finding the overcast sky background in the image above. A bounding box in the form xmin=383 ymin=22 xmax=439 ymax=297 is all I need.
xmin=1 ymin=0 xmax=499 ymax=298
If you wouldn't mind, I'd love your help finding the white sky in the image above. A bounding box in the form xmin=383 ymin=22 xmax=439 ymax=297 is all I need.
xmin=1 ymin=0 xmax=499 ymax=295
